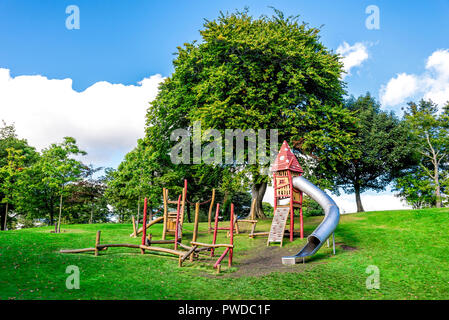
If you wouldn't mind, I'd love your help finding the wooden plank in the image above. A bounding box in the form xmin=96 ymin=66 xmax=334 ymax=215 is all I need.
xmin=97 ymin=244 xmax=141 ymax=249
xmin=139 ymin=245 xmax=184 ymax=256
xmin=131 ymin=216 xmax=164 ymax=237
xmin=147 ymin=239 xmax=176 ymax=245
xmin=190 ymin=241 xmax=234 ymax=248
xmin=60 ymin=247 xmax=108 ymax=253
xmin=181 ymin=245 xmax=197 ymax=262
xmin=249 ymin=231 xmax=269 ymax=238
xmin=267 ymin=207 xmax=290 ymax=246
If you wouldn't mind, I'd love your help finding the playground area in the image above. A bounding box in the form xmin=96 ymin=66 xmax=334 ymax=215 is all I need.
xmin=2 ymin=207 xmax=449 ymax=300
xmin=54 ymin=142 xmax=339 ymax=273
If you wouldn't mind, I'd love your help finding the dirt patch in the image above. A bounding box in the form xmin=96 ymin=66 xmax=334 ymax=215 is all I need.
xmin=335 ymin=242 xmax=358 ymax=251
xmin=201 ymin=245 xmax=325 ymax=278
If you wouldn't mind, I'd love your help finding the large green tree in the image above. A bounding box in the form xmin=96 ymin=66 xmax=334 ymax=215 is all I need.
xmin=335 ymin=93 xmax=418 ymax=212
xmin=146 ymin=9 xmax=358 ymax=218
xmin=16 ymin=137 xmax=86 ymax=229
xmin=0 ymin=121 xmax=38 ymax=230
xmin=400 ymin=100 xmax=449 ymax=208
xmin=393 ymin=165 xmax=438 ymax=209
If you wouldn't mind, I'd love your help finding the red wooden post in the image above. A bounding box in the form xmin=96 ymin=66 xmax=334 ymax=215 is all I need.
xmin=211 ymin=203 xmax=219 ymax=257
xmin=273 ymin=173 xmax=277 ymax=212
xmin=299 ymin=190 xmax=304 ymax=239
xmin=229 ymin=203 xmax=234 ymax=267
xmin=287 ymin=170 xmax=294 ymax=242
xmin=174 ymin=194 xmax=182 ymax=250
xmin=141 ymin=197 xmax=148 ymax=254
xmin=213 ymin=248 xmax=230 ymax=269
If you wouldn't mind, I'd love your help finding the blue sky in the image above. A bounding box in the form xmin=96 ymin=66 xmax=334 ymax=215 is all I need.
xmin=1 ymin=1 xmax=449 ymax=212
xmin=1 ymin=0 xmax=448 ymax=95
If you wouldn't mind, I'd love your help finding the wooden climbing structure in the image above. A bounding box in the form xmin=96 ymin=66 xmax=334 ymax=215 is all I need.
xmin=267 ymin=140 xmax=304 ymax=246
xmin=162 ymin=180 xmax=187 ymax=240
xmin=191 ymin=203 xmax=235 ymax=273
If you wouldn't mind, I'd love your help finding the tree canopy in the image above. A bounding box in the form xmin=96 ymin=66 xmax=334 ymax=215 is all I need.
xmin=145 ymin=9 xmax=358 ymax=217
xmin=335 ymin=93 xmax=418 ymax=212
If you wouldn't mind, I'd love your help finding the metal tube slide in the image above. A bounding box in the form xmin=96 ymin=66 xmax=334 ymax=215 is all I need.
xmin=282 ymin=176 xmax=340 ymax=265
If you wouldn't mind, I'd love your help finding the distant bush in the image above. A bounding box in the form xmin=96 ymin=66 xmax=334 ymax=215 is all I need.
xmin=302 ymin=196 xmax=324 ymax=216
xmin=262 ymin=202 xmax=274 ymax=218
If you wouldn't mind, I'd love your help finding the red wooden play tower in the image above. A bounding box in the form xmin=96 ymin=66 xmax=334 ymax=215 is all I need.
xmin=270 ymin=140 xmax=304 ymax=244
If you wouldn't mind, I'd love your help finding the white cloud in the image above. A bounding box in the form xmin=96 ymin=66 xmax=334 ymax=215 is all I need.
xmin=380 ymin=73 xmax=419 ymax=106
xmin=336 ymin=42 xmax=369 ymax=78
xmin=380 ymin=49 xmax=449 ymax=108
xmin=0 ymin=68 xmax=164 ymax=166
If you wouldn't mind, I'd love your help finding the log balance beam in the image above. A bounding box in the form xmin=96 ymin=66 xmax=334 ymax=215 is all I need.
xmin=59 ymin=229 xmax=195 ymax=267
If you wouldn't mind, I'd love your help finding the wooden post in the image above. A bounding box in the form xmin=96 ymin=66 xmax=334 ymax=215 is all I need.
xmin=136 ymin=196 xmax=141 ymax=235
xmin=192 ymin=202 xmax=200 ymax=243
xmin=208 ymin=189 xmax=216 ymax=233
xmin=234 ymin=213 xmax=239 ymax=235
xmin=211 ymin=204 xmax=219 ymax=257
xmin=299 ymin=191 xmax=304 ymax=239
xmin=180 ymin=179 xmax=187 ymax=225
xmin=250 ymin=198 xmax=256 ymax=220
xmin=229 ymin=203 xmax=234 ymax=267
xmin=287 ymin=170 xmax=294 ymax=242
xmin=94 ymin=231 xmax=101 ymax=256
xmin=174 ymin=194 xmax=182 ymax=250
xmin=273 ymin=173 xmax=277 ymax=213
xmin=57 ymin=192 xmax=63 ymax=233
xmin=141 ymin=198 xmax=148 ymax=254
xmin=162 ymin=188 xmax=168 ymax=240
xmin=131 ymin=216 xmax=137 ymax=237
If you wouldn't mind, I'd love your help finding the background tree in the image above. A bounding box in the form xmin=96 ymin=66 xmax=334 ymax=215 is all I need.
xmin=16 ymin=137 xmax=86 ymax=230
xmin=63 ymin=165 xmax=109 ymax=224
xmin=146 ymin=9 xmax=358 ymax=218
xmin=400 ymin=100 xmax=449 ymax=208
xmin=0 ymin=121 xmax=38 ymax=230
xmin=335 ymin=93 xmax=418 ymax=212
xmin=0 ymin=148 xmax=25 ymax=230
xmin=393 ymin=166 xmax=437 ymax=209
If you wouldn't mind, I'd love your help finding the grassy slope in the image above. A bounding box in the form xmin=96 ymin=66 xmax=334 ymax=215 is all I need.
xmin=1 ymin=208 xmax=449 ymax=300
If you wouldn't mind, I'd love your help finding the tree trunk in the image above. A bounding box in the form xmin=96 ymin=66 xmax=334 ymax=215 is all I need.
xmin=49 ymin=209 xmax=54 ymax=226
xmin=354 ymin=184 xmax=365 ymax=212
xmin=434 ymin=162 xmax=441 ymax=208
xmin=89 ymin=202 xmax=94 ymax=224
xmin=4 ymin=203 xmax=8 ymax=231
xmin=57 ymin=192 xmax=63 ymax=233
xmin=251 ymin=182 xmax=267 ymax=219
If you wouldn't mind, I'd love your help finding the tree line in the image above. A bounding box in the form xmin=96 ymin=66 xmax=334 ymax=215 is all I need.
xmin=2 ymin=10 xmax=448 ymax=231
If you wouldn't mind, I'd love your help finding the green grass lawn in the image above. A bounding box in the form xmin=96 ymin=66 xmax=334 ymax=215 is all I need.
xmin=1 ymin=208 xmax=449 ymax=300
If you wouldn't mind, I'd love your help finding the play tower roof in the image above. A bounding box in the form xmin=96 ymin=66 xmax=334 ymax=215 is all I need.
xmin=271 ymin=140 xmax=303 ymax=173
